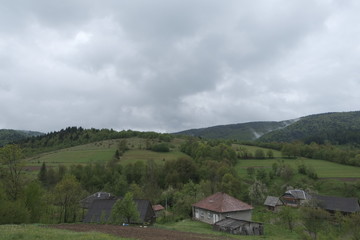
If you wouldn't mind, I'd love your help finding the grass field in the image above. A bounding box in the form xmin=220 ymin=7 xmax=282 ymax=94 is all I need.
xmin=235 ymin=157 xmax=360 ymax=178
xmin=0 ymin=225 xmax=131 ymax=240
xmin=25 ymin=137 xmax=187 ymax=169
xmin=233 ymin=144 xmax=360 ymax=178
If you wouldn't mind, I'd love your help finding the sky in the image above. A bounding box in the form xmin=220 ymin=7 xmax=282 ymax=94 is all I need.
xmin=1 ymin=0 xmax=360 ymax=133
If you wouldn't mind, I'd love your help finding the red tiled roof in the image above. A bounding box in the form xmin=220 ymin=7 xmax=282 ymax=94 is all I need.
xmin=192 ymin=192 xmax=253 ymax=213
xmin=152 ymin=204 xmax=165 ymax=211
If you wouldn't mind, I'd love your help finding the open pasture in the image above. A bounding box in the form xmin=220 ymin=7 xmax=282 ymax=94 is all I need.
xmin=236 ymin=157 xmax=360 ymax=178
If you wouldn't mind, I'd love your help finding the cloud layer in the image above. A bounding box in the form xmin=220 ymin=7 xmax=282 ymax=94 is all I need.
xmin=1 ymin=0 xmax=360 ymax=133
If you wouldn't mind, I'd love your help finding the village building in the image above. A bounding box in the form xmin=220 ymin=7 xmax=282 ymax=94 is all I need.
xmin=192 ymin=192 xmax=253 ymax=224
xmin=83 ymin=198 xmax=156 ymax=225
xmin=264 ymin=196 xmax=283 ymax=212
xmin=280 ymin=189 xmax=310 ymax=207
xmin=152 ymin=204 xmax=165 ymax=217
xmin=213 ymin=217 xmax=264 ymax=236
xmin=80 ymin=192 xmax=113 ymax=209
xmin=311 ymin=194 xmax=360 ymax=214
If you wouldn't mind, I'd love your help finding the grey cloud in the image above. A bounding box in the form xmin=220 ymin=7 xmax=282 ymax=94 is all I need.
xmin=1 ymin=0 xmax=360 ymax=132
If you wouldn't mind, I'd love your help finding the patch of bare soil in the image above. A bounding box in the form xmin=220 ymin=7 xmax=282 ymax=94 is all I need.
xmin=49 ymin=224 xmax=238 ymax=240
xmin=320 ymin=177 xmax=360 ymax=182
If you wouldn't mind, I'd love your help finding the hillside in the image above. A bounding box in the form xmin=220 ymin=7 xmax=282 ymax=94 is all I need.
xmin=0 ymin=129 xmax=43 ymax=146
xmin=259 ymin=111 xmax=360 ymax=144
xmin=174 ymin=120 xmax=296 ymax=141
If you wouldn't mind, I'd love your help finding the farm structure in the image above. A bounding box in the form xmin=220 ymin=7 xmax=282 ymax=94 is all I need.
xmin=192 ymin=192 xmax=253 ymax=224
xmin=152 ymin=204 xmax=165 ymax=217
xmin=312 ymin=194 xmax=360 ymax=214
xmin=264 ymin=196 xmax=283 ymax=212
xmin=80 ymin=192 xmax=113 ymax=209
xmin=280 ymin=189 xmax=310 ymax=207
xmin=213 ymin=217 xmax=264 ymax=236
xmin=83 ymin=198 xmax=156 ymax=225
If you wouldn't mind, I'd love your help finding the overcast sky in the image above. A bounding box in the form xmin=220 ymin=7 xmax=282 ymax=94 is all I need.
xmin=1 ymin=0 xmax=360 ymax=133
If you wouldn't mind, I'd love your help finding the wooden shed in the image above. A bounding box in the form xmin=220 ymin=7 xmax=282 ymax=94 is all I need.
xmin=213 ymin=217 xmax=264 ymax=236
xmin=264 ymin=196 xmax=283 ymax=212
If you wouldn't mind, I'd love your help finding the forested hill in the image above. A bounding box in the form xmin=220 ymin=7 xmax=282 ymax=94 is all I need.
xmin=15 ymin=126 xmax=172 ymax=156
xmin=174 ymin=120 xmax=296 ymax=141
xmin=0 ymin=129 xmax=43 ymax=147
xmin=258 ymin=111 xmax=360 ymax=144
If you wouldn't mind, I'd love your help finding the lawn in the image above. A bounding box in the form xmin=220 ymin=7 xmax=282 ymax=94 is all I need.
xmin=0 ymin=225 xmax=131 ymax=240
xmin=235 ymin=157 xmax=360 ymax=178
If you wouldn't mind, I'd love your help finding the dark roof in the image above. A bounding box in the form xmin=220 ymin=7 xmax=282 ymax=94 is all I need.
xmin=83 ymin=198 xmax=156 ymax=224
xmin=284 ymin=190 xmax=310 ymax=200
xmin=192 ymin=192 xmax=253 ymax=213
xmin=80 ymin=192 xmax=113 ymax=209
xmin=312 ymin=194 xmax=360 ymax=213
xmin=264 ymin=196 xmax=283 ymax=207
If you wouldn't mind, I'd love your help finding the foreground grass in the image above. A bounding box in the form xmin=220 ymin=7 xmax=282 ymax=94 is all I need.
xmin=0 ymin=225 xmax=131 ymax=240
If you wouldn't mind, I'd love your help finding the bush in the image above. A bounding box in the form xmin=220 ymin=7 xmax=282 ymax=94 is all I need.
xmin=150 ymin=143 xmax=170 ymax=152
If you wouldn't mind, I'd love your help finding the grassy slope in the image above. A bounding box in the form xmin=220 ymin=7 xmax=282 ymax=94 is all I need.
xmin=234 ymin=145 xmax=360 ymax=178
xmin=25 ymin=137 xmax=188 ymax=168
xmin=0 ymin=225 xmax=131 ymax=240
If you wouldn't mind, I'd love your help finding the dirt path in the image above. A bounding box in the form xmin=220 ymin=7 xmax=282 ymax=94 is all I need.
xmin=49 ymin=224 xmax=238 ymax=240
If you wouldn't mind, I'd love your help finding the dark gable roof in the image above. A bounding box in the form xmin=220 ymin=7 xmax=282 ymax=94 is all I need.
xmin=80 ymin=192 xmax=113 ymax=209
xmin=83 ymin=198 xmax=156 ymax=224
xmin=312 ymin=194 xmax=360 ymax=213
xmin=214 ymin=217 xmax=262 ymax=229
xmin=284 ymin=190 xmax=309 ymax=200
xmin=192 ymin=192 xmax=253 ymax=213
xmin=264 ymin=196 xmax=283 ymax=207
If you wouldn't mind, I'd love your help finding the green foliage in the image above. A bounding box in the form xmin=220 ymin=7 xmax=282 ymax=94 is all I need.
xmin=259 ymin=111 xmax=360 ymax=145
xmin=175 ymin=120 xmax=293 ymax=141
xmin=53 ymin=174 xmax=84 ymax=223
xmin=248 ymin=180 xmax=267 ymax=205
xmin=111 ymin=192 xmax=140 ymax=224
xmin=0 ymin=144 xmax=25 ymax=200
xmin=0 ymin=129 xmax=43 ymax=147
xmin=278 ymin=206 xmax=298 ymax=231
xmin=150 ymin=143 xmax=170 ymax=152
xmin=0 ymin=200 xmax=30 ymax=224
xmin=301 ymin=207 xmax=331 ymax=240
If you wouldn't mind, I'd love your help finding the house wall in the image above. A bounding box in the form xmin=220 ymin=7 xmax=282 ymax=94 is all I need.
xmin=193 ymin=207 xmax=252 ymax=224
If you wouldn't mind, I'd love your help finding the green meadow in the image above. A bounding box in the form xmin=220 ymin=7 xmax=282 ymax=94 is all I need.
xmin=234 ymin=145 xmax=360 ymax=178
xmin=25 ymin=137 xmax=187 ymax=168
xmin=0 ymin=225 xmax=131 ymax=240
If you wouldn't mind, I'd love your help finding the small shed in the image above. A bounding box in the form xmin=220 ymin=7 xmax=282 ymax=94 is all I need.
xmin=213 ymin=217 xmax=264 ymax=236
xmin=264 ymin=196 xmax=283 ymax=212
xmin=152 ymin=204 xmax=165 ymax=217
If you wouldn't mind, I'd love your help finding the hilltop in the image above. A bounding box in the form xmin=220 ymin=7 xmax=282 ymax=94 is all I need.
xmin=175 ymin=111 xmax=360 ymax=145
xmin=0 ymin=129 xmax=43 ymax=146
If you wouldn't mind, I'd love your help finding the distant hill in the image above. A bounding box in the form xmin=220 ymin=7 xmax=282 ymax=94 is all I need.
xmin=173 ymin=120 xmax=297 ymax=141
xmin=0 ymin=129 xmax=44 ymax=146
xmin=258 ymin=111 xmax=360 ymax=144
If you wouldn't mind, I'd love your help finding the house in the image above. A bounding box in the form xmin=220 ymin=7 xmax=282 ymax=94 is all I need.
xmin=80 ymin=192 xmax=113 ymax=209
xmin=192 ymin=192 xmax=253 ymax=224
xmin=280 ymin=189 xmax=310 ymax=207
xmin=311 ymin=194 xmax=360 ymax=214
xmin=152 ymin=204 xmax=165 ymax=217
xmin=213 ymin=217 xmax=264 ymax=236
xmin=83 ymin=198 xmax=156 ymax=225
xmin=264 ymin=196 xmax=283 ymax=211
